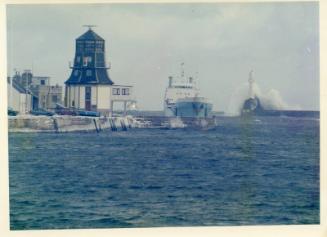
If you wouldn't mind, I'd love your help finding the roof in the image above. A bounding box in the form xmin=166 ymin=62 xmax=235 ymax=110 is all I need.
xmin=76 ymin=29 xmax=104 ymax=41
xmin=8 ymin=79 xmax=38 ymax=98
xmin=11 ymin=79 xmax=27 ymax=93
xmin=66 ymin=28 xmax=113 ymax=85
xmin=65 ymin=68 xmax=114 ymax=85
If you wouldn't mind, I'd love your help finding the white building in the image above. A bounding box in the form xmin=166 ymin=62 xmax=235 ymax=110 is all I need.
xmin=7 ymin=78 xmax=33 ymax=114
xmin=12 ymin=70 xmax=63 ymax=111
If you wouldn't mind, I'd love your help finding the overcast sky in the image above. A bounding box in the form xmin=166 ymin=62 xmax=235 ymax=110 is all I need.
xmin=7 ymin=2 xmax=319 ymax=111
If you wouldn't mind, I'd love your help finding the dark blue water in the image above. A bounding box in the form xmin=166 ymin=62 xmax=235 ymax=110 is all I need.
xmin=9 ymin=116 xmax=320 ymax=230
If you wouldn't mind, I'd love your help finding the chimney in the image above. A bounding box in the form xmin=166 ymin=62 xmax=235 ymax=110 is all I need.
xmin=168 ymin=76 xmax=173 ymax=87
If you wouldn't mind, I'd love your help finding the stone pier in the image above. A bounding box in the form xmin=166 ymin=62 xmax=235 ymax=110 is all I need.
xmin=8 ymin=115 xmax=140 ymax=133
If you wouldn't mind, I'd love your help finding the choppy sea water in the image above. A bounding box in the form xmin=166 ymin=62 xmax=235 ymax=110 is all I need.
xmin=9 ymin=116 xmax=319 ymax=230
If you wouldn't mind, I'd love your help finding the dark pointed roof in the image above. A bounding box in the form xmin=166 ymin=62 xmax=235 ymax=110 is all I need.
xmin=77 ymin=29 xmax=104 ymax=41
xmin=66 ymin=28 xmax=114 ymax=85
xmin=65 ymin=69 xmax=114 ymax=85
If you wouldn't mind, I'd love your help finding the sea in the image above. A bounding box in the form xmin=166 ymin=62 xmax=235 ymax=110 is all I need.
xmin=9 ymin=116 xmax=320 ymax=230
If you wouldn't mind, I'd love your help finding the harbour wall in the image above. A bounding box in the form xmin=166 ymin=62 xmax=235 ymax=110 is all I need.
xmin=8 ymin=115 xmax=142 ymax=133
xmin=251 ymin=110 xmax=320 ymax=118
xmin=8 ymin=115 xmax=221 ymax=132
xmin=136 ymin=116 xmax=218 ymax=128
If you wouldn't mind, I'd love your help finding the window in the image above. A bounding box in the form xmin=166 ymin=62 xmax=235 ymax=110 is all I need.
xmin=122 ymin=88 xmax=129 ymax=95
xmin=72 ymin=100 xmax=75 ymax=107
xmin=96 ymin=41 xmax=103 ymax=47
xmin=83 ymin=57 xmax=92 ymax=66
xmin=96 ymin=41 xmax=104 ymax=52
xmin=83 ymin=57 xmax=88 ymax=66
xmin=74 ymin=70 xmax=79 ymax=76
xmin=113 ymin=88 xmax=120 ymax=95
xmin=52 ymin=95 xmax=58 ymax=103
xmin=76 ymin=56 xmax=81 ymax=62
xmin=85 ymin=40 xmax=94 ymax=46
xmin=86 ymin=70 xmax=92 ymax=76
xmin=85 ymin=41 xmax=95 ymax=52
xmin=41 ymin=80 xmax=45 ymax=85
xmin=77 ymin=41 xmax=83 ymax=51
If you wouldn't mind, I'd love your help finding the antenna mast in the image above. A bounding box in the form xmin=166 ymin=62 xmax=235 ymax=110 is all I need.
xmin=83 ymin=25 xmax=97 ymax=30
xmin=181 ymin=62 xmax=184 ymax=78
xmin=195 ymin=71 xmax=199 ymax=85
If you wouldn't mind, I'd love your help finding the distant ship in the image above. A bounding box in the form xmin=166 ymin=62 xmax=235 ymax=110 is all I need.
xmin=164 ymin=64 xmax=212 ymax=118
xmin=241 ymin=71 xmax=319 ymax=118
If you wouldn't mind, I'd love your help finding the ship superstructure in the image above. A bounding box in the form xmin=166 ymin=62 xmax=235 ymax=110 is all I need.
xmin=164 ymin=64 xmax=212 ymax=118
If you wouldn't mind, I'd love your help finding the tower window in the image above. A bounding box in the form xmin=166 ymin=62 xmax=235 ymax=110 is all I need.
xmin=83 ymin=57 xmax=88 ymax=66
xmin=83 ymin=57 xmax=92 ymax=66
xmin=85 ymin=41 xmax=95 ymax=52
xmin=96 ymin=41 xmax=104 ymax=52
xmin=86 ymin=40 xmax=94 ymax=45
xmin=77 ymin=41 xmax=83 ymax=51
xmin=86 ymin=70 xmax=92 ymax=76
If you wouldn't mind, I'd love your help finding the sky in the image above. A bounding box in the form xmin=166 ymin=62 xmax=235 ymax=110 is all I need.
xmin=6 ymin=2 xmax=319 ymax=112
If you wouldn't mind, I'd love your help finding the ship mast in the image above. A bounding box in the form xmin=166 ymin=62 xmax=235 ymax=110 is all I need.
xmin=248 ymin=70 xmax=255 ymax=99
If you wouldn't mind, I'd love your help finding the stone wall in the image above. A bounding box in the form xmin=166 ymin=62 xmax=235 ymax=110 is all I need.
xmin=8 ymin=115 xmax=138 ymax=133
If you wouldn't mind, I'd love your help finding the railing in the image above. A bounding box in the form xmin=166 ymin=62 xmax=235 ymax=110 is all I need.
xmin=69 ymin=60 xmax=111 ymax=69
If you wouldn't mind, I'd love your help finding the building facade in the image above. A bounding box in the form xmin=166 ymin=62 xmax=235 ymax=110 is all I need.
xmin=7 ymin=77 xmax=34 ymax=114
xmin=65 ymin=27 xmax=135 ymax=116
xmin=30 ymin=84 xmax=63 ymax=110
xmin=13 ymin=70 xmax=63 ymax=111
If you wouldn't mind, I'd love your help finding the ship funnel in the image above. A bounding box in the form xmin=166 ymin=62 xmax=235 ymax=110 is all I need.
xmin=168 ymin=76 xmax=173 ymax=87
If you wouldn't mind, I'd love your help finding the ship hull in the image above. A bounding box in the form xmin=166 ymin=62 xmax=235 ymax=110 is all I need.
xmin=164 ymin=104 xmax=176 ymax=117
xmin=175 ymin=101 xmax=213 ymax=118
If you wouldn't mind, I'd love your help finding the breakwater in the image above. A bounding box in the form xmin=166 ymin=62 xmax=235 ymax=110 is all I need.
xmin=8 ymin=115 xmax=145 ymax=133
xmin=8 ymin=115 xmax=220 ymax=132
xmin=250 ymin=110 xmax=320 ymax=117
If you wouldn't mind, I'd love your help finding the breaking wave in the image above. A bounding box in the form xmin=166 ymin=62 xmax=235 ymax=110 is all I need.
xmin=226 ymin=82 xmax=300 ymax=116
